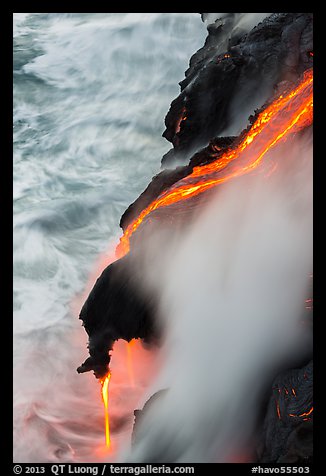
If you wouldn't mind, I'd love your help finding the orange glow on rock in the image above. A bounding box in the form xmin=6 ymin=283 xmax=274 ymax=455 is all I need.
xmin=175 ymin=107 xmax=187 ymax=134
xmin=289 ymin=406 xmax=313 ymax=419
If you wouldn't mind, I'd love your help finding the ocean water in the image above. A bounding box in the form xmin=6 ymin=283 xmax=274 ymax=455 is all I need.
xmin=13 ymin=13 xmax=206 ymax=463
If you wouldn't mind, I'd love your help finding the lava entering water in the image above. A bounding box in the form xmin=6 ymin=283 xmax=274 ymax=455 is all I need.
xmin=99 ymin=68 xmax=313 ymax=450
xmin=100 ymin=373 xmax=111 ymax=448
xmin=116 ymin=68 xmax=313 ymax=258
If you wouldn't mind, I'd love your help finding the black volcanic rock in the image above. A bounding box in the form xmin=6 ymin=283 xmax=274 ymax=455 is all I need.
xmin=161 ymin=12 xmax=313 ymax=167
xmin=77 ymin=255 xmax=158 ymax=379
xmin=257 ymin=361 xmax=313 ymax=463
xmin=132 ymin=389 xmax=169 ymax=448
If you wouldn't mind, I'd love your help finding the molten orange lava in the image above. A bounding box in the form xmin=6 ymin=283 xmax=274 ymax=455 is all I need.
xmin=276 ymin=401 xmax=281 ymax=420
xmin=100 ymin=373 xmax=111 ymax=448
xmin=116 ymin=69 xmax=313 ymax=258
xmin=289 ymin=406 xmax=313 ymax=419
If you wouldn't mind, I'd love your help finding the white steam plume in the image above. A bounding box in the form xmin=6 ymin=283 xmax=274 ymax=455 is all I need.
xmin=202 ymin=13 xmax=271 ymax=31
xmin=121 ymin=133 xmax=312 ymax=463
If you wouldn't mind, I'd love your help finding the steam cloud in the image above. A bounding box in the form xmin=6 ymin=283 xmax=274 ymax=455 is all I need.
xmin=201 ymin=13 xmax=271 ymax=31
xmin=121 ymin=132 xmax=313 ymax=463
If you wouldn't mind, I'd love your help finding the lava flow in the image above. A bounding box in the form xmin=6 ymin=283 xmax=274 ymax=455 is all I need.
xmin=116 ymin=68 xmax=313 ymax=258
xmin=100 ymin=373 xmax=111 ymax=448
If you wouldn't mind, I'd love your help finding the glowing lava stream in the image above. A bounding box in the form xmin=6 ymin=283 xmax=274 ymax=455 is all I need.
xmin=100 ymin=373 xmax=111 ymax=448
xmin=116 ymin=68 xmax=313 ymax=258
